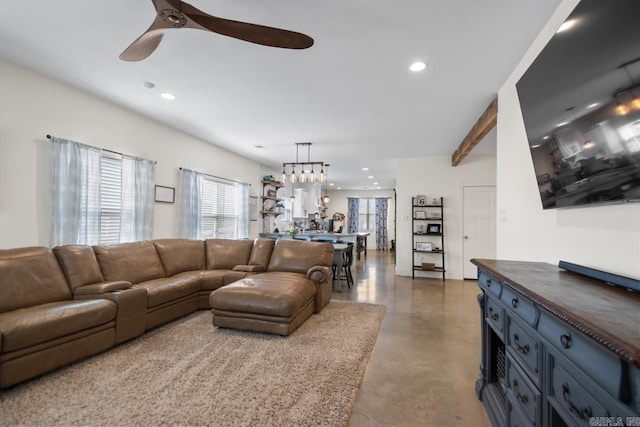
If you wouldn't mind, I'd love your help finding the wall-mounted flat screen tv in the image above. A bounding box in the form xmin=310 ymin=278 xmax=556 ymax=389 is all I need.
xmin=516 ymin=0 xmax=640 ymax=209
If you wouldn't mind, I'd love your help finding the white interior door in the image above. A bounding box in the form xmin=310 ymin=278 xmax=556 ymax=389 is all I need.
xmin=463 ymin=186 xmax=496 ymax=279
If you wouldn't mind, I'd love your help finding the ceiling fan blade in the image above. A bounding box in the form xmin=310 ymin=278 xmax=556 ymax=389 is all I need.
xmin=119 ymin=13 xmax=174 ymax=61
xmin=181 ymin=2 xmax=313 ymax=49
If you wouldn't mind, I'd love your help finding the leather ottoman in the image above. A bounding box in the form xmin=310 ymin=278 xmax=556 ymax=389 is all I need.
xmin=209 ymin=272 xmax=317 ymax=336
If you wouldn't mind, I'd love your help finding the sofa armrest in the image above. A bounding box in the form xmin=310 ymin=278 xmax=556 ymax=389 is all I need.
xmin=74 ymin=285 xmax=146 ymax=344
xmin=307 ymin=266 xmax=330 ymax=284
xmin=73 ymin=281 xmax=132 ymax=296
xmin=307 ymin=266 xmax=332 ymax=313
xmin=232 ymin=265 xmax=266 ymax=273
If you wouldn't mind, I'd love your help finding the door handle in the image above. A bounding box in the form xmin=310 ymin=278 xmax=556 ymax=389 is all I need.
xmin=464 ymin=235 xmax=469 ymax=240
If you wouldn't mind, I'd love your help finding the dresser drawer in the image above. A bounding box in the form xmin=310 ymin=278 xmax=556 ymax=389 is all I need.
xmin=509 ymin=400 xmax=534 ymax=427
xmin=479 ymin=271 xmax=502 ymax=298
xmin=501 ymin=286 xmax=538 ymax=328
xmin=538 ymin=311 xmax=625 ymax=401
xmin=486 ymin=296 xmax=504 ymax=337
xmin=506 ymin=316 xmax=541 ymax=385
xmin=548 ymin=358 xmax=608 ymax=426
xmin=507 ymin=355 xmax=541 ymax=426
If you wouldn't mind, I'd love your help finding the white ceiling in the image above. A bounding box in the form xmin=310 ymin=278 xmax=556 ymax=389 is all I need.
xmin=0 ymin=0 xmax=561 ymax=189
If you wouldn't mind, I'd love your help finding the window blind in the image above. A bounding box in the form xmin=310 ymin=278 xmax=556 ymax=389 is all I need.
xmin=201 ymin=176 xmax=241 ymax=239
xmin=99 ymin=152 xmax=123 ymax=244
xmin=358 ymin=198 xmax=375 ymax=231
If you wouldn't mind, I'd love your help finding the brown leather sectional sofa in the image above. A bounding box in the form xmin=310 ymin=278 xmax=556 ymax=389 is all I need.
xmin=0 ymin=238 xmax=333 ymax=388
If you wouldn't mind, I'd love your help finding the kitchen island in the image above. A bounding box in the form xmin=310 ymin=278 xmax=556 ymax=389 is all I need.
xmin=259 ymin=232 xmax=370 ymax=259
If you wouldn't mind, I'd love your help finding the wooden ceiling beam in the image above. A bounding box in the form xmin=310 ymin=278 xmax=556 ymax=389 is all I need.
xmin=451 ymin=97 xmax=498 ymax=166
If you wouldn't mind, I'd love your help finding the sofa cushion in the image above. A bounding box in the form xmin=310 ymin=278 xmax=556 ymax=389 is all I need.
xmin=53 ymin=245 xmax=105 ymax=291
xmin=267 ymin=239 xmax=334 ymax=274
xmin=205 ymin=239 xmax=253 ymax=270
xmin=93 ymin=241 xmax=166 ymax=284
xmin=132 ymin=276 xmax=201 ymax=308
xmin=209 ymin=272 xmax=316 ymax=318
xmin=0 ymin=299 xmax=116 ymax=352
xmin=0 ymin=247 xmax=72 ymax=313
xmin=248 ymin=238 xmax=275 ymax=268
xmin=153 ymin=239 xmax=206 ymax=277
xmin=184 ymin=270 xmax=226 ymax=291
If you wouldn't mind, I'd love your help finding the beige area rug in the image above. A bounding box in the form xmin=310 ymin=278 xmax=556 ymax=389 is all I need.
xmin=0 ymin=301 xmax=384 ymax=427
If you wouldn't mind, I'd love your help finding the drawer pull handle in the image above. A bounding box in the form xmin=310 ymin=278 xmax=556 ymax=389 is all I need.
xmin=486 ymin=279 xmax=491 ymax=288
xmin=512 ymin=379 xmax=529 ymax=404
xmin=562 ymin=383 xmax=592 ymax=420
xmin=511 ymin=297 xmax=519 ymax=308
xmin=488 ymin=307 xmax=499 ymax=321
xmin=513 ymin=334 xmax=529 ymax=354
xmin=560 ymin=333 xmax=572 ymax=349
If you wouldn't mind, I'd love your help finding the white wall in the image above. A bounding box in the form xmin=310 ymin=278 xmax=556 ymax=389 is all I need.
xmin=396 ymin=154 xmax=497 ymax=279
xmin=496 ymin=0 xmax=640 ymax=279
xmin=0 ymin=59 xmax=262 ymax=249
xmin=324 ymin=189 xmax=396 ymax=249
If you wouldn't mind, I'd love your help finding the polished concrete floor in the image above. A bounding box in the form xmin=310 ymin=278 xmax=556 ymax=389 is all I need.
xmin=333 ymin=250 xmax=491 ymax=427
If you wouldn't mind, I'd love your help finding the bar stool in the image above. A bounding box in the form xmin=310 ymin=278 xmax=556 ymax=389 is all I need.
xmin=336 ymin=241 xmax=354 ymax=288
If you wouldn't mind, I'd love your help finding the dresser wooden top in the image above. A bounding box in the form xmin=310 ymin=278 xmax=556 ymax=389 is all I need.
xmin=471 ymin=259 xmax=640 ymax=367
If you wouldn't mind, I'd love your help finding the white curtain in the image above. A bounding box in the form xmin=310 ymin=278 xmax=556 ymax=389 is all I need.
xmin=239 ymin=183 xmax=250 ymax=239
xmin=50 ymin=137 xmax=100 ymax=246
xmin=120 ymin=155 xmax=155 ymax=242
xmin=178 ymin=168 xmax=202 ymax=239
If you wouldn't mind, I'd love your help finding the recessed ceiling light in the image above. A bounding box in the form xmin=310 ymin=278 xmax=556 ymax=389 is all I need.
xmin=368 ymin=176 xmax=374 ymax=179
xmin=557 ymin=19 xmax=576 ymax=33
xmin=543 ymin=136 xmax=550 ymax=140
xmin=410 ymin=61 xmax=427 ymax=72
xmin=531 ymin=144 xmax=542 ymax=148
xmin=587 ymin=102 xmax=599 ymax=109
xmin=362 ymin=167 xmax=369 ymax=171
xmin=160 ymin=92 xmax=175 ymax=100
xmin=556 ymin=120 xmax=569 ymax=127
xmin=329 ymin=183 xmax=334 ymax=186
xmin=337 ymin=187 xmax=342 ymax=190
xmin=373 ymin=182 xmax=379 ymax=185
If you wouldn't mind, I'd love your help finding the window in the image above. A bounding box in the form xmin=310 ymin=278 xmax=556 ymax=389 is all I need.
xmin=358 ymin=198 xmax=375 ymax=231
xmin=98 ymin=152 xmax=123 ymax=244
xmin=201 ymin=177 xmax=245 ymax=239
xmin=50 ymin=137 xmax=155 ymax=246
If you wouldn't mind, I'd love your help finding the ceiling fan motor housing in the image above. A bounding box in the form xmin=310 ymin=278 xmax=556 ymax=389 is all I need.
xmin=160 ymin=9 xmax=187 ymax=27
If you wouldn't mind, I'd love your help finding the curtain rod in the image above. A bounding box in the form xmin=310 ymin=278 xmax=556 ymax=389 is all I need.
xmin=46 ymin=134 xmax=157 ymax=164
xmin=179 ymin=167 xmax=250 ymax=186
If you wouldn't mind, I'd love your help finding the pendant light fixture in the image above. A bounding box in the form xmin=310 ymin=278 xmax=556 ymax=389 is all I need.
xmin=322 ymin=164 xmax=330 ymax=204
xmin=281 ymin=143 xmax=325 ymax=183
xmin=613 ymin=57 xmax=640 ymax=115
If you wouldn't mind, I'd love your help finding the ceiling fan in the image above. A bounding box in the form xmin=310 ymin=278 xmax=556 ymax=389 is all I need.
xmin=120 ymin=0 xmax=314 ymax=61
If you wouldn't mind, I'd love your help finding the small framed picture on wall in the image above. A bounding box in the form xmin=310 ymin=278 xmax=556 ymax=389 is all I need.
xmin=154 ymin=185 xmax=175 ymax=203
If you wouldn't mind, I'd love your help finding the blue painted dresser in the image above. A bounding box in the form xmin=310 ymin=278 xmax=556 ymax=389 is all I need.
xmin=472 ymin=259 xmax=639 ymax=427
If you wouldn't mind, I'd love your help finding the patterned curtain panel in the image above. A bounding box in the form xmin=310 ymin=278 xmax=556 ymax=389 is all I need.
xmin=375 ymin=198 xmax=388 ymax=250
xmin=347 ymin=198 xmax=359 ymax=233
